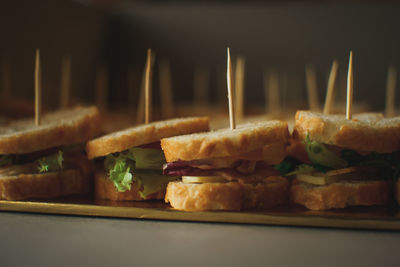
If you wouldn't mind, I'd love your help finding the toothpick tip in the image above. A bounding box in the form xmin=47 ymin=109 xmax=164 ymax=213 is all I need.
xmin=346 ymin=50 xmax=354 ymax=120
xmin=226 ymin=47 xmax=235 ymax=130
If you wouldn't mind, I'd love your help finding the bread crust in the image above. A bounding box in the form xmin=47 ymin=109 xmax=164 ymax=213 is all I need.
xmin=293 ymin=111 xmax=400 ymax=153
xmin=161 ymin=120 xmax=289 ymax=162
xmin=86 ymin=117 xmax=209 ymax=159
xmin=242 ymin=176 xmax=289 ymax=210
xmin=0 ymin=106 xmax=101 ymax=154
xmin=94 ymin=171 xmax=164 ymax=201
xmin=291 ymin=179 xmax=390 ymax=210
xmin=165 ymin=176 xmax=288 ymax=211
xmin=0 ymin=153 xmax=93 ymax=200
xmin=0 ymin=168 xmax=92 ymax=201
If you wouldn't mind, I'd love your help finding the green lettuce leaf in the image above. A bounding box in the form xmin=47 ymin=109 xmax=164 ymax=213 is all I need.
xmin=129 ymin=147 xmax=165 ymax=170
xmin=133 ymin=171 xmax=177 ymax=198
xmin=275 ymin=157 xmax=301 ymax=175
xmin=300 ymin=135 xmax=400 ymax=180
xmin=104 ymin=147 xmax=174 ymax=195
xmin=0 ymin=155 xmax=14 ymax=167
xmin=37 ymin=151 xmax=63 ymax=173
xmin=342 ymin=150 xmax=400 ymax=180
xmin=104 ymin=153 xmax=135 ymax=192
xmin=304 ymin=134 xmax=347 ymax=170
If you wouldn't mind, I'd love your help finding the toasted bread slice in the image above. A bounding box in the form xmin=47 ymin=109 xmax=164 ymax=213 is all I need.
xmin=0 ymin=106 xmax=101 ymax=154
xmin=165 ymin=176 xmax=288 ymax=211
xmin=86 ymin=117 xmax=209 ymax=159
xmin=293 ymin=111 xmax=400 ymax=153
xmin=0 ymin=155 xmax=93 ymax=200
xmin=94 ymin=171 xmax=164 ymax=201
xmin=290 ymin=179 xmax=390 ymax=210
xmin=161 ymin=120 xmax=289 ymax=163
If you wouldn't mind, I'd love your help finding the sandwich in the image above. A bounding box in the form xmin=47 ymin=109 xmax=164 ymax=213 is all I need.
xmin=0 ymin=106 xmax=101 ymax=200
xmin=161 ymin=120 xmax=290 ymax=211
xmin=288 ymin=110 xmax=400 ymax=210
xmin=85 ymin=117 xmax=210 ymax=201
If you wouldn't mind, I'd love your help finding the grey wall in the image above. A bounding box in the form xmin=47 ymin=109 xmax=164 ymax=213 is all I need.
xmin=107 ymin=2 xmax=400 ymax=112
xmin=0 ymin=0 xmax=107 ymax=109
xmin=1 ymin=1 xmax=399 ymax=113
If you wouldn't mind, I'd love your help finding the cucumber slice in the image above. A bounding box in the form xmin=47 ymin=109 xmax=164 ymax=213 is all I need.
xmin=182 ymin=176 xmax=228 ymax=184
xmin=296 ymin=167 xmax=361 ymax=185
xmin=296 ymin=173 xmax=341 ymax=185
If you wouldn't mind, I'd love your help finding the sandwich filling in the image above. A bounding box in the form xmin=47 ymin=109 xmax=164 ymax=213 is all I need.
xmin=279 ymin=134 xmax=400 ymax=185
xmin=163 ymin=143 xmax=287 ymax=184
xmin=103 ymin=143 xmax=177 ymax=198
xmin=0 ymin=145 xmax=89 ymax=176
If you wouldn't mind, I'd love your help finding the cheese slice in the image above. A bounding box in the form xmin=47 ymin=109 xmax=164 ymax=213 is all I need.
xmin=296 ymin=173 xmax=344 ymax=185
xmin=182 ymin=176 xmax=228 ymax=184
xmin=296 ymin=167 xmax=364 ymax=185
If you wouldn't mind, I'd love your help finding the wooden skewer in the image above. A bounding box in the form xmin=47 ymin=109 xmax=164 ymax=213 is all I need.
xmin=323 ymin=60 xmax=339 ymax=115
xmin=35 ymin=49 xmax=41 ymax=126
xmin=235 ymin=56 xmax=245 ymax=121
xmin=1 ymin=62 xmax=10 ymax=100
xmin=144 ymin=48 xmax=152 ymax=124
xmin=60 ymin=55 xmax=71 ymax=109
xmin=346 ymin=51 xmax=353 ymax=120
xmin=95 ymin=64 xmax=108 ymax=111
xmin=226 ymin=47 xmax=236 ymax=130
xmin=194 ymin=66 xmax=209 ymax=106
xmin=385 ymin=65 xmax=397 ymax=118
xmin=305 ymin=65 xmax=319 ymax=111
xmin=159 ymin=60 xmax=174 ymax=119
xmin=264 ymin=70 xmax=280 ymax=115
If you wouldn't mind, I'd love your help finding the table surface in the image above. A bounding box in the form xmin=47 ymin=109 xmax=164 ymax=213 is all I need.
xmin=1 ymin=211 xmax=399 ymax=267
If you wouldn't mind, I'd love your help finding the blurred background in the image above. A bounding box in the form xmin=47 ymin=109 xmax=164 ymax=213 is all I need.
xmin=1 ymin=0 xmax=400 ymax=117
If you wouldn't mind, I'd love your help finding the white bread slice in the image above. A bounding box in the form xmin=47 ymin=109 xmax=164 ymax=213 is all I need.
xmin=161 ymin=120 xmax=289 ymax=163
xmin=165 ymin=176 xmax=288 ymax=211
xmin=293 ymin=110 xmax=400 ymax=153
xmin=0 ymin=106 xmax=101 ymax=154
xmin=0 ymin=155 xmax=93 ymax=200
xmin=94 ymin=171 xmax=164 ymax=201
xmin=291 ymin=179 xmax=390 ymax=210
xmin=86 ymin=117 xmax=209 ymax=159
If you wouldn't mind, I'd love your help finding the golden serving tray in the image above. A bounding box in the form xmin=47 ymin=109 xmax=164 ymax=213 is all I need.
xmin=1 ymin=195 xmax=400 ymax=230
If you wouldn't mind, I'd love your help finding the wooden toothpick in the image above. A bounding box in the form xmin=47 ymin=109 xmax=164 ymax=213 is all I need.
xmin=385 ymin=65 xmax=397 ymax=117
xmin=159 ymin=60 xmax=174 ymax=119
xmin=95 ymin=64 xmax=108 ymax=111
xmin=346 ymin=51 xmax=353 ymax=120
xmin=235 ymin=56 xmax=245 ymax=121
xmin=144 ymin=48 xmax=152 ymax=124
xmin=60 ymin=55 xmax=71 ymax=109
xmin=305 ymin=65 xmax=319 ymax=111
xmin=323 ymin=60 xmax=339 ymax=114
xmin=35 ymin=49 xmax=41 ymax=126
xmin=264 ymin=70 xmax=280 ymax=115
xmin=1 ymin=62 xmax=10 ymax=100
xmin=227 ymin=47 xmax=236 ymax=130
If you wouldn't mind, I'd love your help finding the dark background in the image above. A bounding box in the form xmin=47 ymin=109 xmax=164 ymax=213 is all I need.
xmin=1 ymin=0 xmax=400 ymax=113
